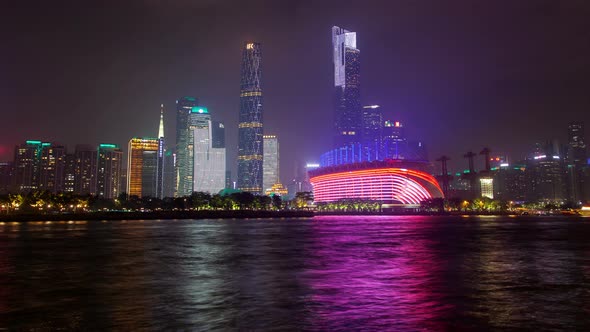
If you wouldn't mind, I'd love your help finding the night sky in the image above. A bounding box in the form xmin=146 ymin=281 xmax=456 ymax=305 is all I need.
xmin=2 ymin=0 xmax=590 ymax=181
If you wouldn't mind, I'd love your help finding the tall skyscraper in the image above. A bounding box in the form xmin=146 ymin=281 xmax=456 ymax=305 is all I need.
xmin=175 ymin=96 xmax=199 ymax=197
xmin=238 ymin=42 xmax=264 ymax=194
xmin=567 ymin=122 xmax=587 ymax=166
xmin=362 ymin=105 xmax=382 ymax=149
xmin=332 ymin=26 xmax=361 ymax=148
xmin=96 ymin=144 xmax=123 ymax=199
xmin=566 ymin=122 xmax=588 ymax=202
xmin=127 ymin=138 xmax=163 ymax=198
xmin=193 ymin=117 xmax=226 ymax=194
xmin=263 ymin=135 xmax=279 ymax=193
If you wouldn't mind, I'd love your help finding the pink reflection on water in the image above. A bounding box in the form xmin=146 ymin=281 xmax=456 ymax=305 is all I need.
xmin=302 ymin=215 xmax=456 ymax=330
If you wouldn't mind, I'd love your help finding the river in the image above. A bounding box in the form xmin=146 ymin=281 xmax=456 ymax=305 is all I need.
xmin=1 ymin=215 xmax=590 ymax=330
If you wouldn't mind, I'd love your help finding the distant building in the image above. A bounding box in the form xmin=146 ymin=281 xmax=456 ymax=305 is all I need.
xmin=493 ymin=163 xmax=526 ymax=202
xmin=193 ymin=117 xmax=226 ymax=194
xmin=333 ymin=26 xmax=361 ymax=148
xmin=127 ymin=138 xmax=162 ymax=198
xmin=382 ymin=120 xmax=406 ymax=159
xmin=96 ymin=144 xmax=123 ymax=199
xmin=362 ymin=105 xmax=382 ymax=148
xmin=162 ymin=150 xmax=176 ymax=198
xmin=0 ymin=162 xmax=14 ymax=194
xmin=479 ymin=177 xmax=494 ymax=199
xmin=14 ymin=140 xmax=43 ymax=193
xmin=74 ymin=144 xmax=97 ymax=196
xmin=38 ymin=143 xmax=66 ymax=193
xmin=525 ymin=141 xmax=567 ymax=202
xmin=63 ymin=154 xmax=76 ymax=193
xmin=566 ymin=122 xmax=588 ymax=203
xmin=263 ymin=135 xmax=279 ymax=193
xmin=175 ymin=96 xmax=199 ymax=197
xmin=238 ymin=42 xmax=264 ymax=194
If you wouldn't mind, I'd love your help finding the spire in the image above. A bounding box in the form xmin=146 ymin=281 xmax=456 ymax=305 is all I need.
xmin=158 ymin=104 xmax=165 ymax=139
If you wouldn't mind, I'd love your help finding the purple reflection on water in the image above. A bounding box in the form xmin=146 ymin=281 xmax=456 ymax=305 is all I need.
xmin=301 ymin=216 xmax=457 ymax=330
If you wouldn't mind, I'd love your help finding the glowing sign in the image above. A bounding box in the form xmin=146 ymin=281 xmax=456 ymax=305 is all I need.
xmin=191 ymin=106 xmax=208 ymax=114
xmin=246 ymin=43 xmax=254 ymax=50
xmin=99 ymin=144 xmax=117 ymax=149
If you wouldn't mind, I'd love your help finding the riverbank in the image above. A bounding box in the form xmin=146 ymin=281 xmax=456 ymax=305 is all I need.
xmin=0 ymin=210 xmax=314 ymax=222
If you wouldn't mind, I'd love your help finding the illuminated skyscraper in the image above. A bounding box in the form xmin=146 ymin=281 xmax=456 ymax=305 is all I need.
xmin=333 ymin=26 xmax=361 ymax=148
xmin=175 ymin=96 xmax=198 ymax=197
xmin=566 ymin=122 xmax=588 ymax=202
xmin=38 ymin=143 xmax=66 ymax=193
xmin=362 ymin=105 xmax=382 ymax=150
xmin=193 ymin=118 xmax=226 ymax=194
xmin=263 ymin=135 xmax=279 ymax=193
xmin=127 ymin=138 xmax=162 ymax=198
xmin=238 ymin=42 xmax=264 ymax=194
xmin=96 ymin=144 xmax=123 ymax=199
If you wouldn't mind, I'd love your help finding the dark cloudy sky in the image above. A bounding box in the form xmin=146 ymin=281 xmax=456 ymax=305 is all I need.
xmin=2 ymin=0 xmax=589 ymax=181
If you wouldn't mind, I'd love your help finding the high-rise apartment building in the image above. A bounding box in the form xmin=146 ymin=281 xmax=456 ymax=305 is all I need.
xmin=333 ymin=26 xmax=361 ymax=148
xmin=14 ymin=140 xmax=45 ymax=193
xmin=238 ymin=42 xmax=264 ymax=194
xmin=63 ymin=154 xmax=76 ymax=193
xmin=127 ymin=138 xmax=163 ymax=198
xmin=96 ymin=144 xmax=122 ymax=199
xmin=263 ymin=135 xmax=279 ymax=193
xmin=74 ymin=144 xmax=97 ymax=196
xmin=0 ymin=162 xmax=14 ymax=194
xmin=175 ymin=96 xmax=199 ymax=197
xmin=38 ymin=143 xmax=66 ymax=193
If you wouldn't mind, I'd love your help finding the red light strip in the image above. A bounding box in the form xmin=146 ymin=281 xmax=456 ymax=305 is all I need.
xmin=310 ymin=168 xmax=443 ymax=204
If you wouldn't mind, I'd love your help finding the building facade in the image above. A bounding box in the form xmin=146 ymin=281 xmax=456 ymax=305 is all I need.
xmin=74 ymin=144 xmax=97 ymax=196
xmin=263 ymin=135 xmax=279 ymax=193
xmin=333 ymin=26 xmax=361 ymax=148
xmin=238 ymin=42 xmax=264 ymax=194
xmin=175 ymin=96 xmax=199 ymax=197
xmin=193 ymin=120 xmax=226 ymax=194
xmin=96 ymin=144 xmax=122 ymax=199
xmin=127 ymin=138 xmax=163 ymax=198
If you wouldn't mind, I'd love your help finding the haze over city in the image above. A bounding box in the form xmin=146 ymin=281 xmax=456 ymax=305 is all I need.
xmin=2 ymin=0 xmax=590 ymax=180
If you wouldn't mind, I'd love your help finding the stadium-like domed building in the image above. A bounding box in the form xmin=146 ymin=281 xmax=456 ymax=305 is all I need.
xmin=309 ymin=159 xmax=444 ymax=209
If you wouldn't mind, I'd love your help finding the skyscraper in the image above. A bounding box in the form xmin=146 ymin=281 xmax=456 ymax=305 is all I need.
xmin=332 ymin=26 xmax=361 ymax=148
xmin=74 ymin=144 xmax=97 ymax=196
xmin=238 ymin=42 xmax=264 ymax=194
xmin=96 ymin=144 xmax=123 ymax=199
xmin=127 ymin=138 xmax=162 ymax=198
xmin=38 ymin=143 xmax=66 ymax=193
xmin=193 ymin=117 xmax=226 ymax=194
xmin=566 ymin=122 xmax=588 ymax=202
xmin=362 ymin=105 xmax=382 ymax=149
xmin=175 ymin=96 xmax=199 ymax=197
xmin=263 ymin=135 xmax=279 ymax=193
xmin=14 ymin=141 xmax=43 ymax=193
xmin=567 ymin=122 xmax=587 ymax=166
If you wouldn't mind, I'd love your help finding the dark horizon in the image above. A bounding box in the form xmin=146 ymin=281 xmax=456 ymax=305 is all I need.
xmin=2 ymin=0 xmax=590 ymax=179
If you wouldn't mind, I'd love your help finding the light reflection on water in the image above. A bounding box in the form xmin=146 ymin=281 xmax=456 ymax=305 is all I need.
xmin=1 ymin=216 xmax=590 ymax=330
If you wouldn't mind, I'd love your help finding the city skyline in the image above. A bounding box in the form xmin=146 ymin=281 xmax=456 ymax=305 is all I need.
xmin=1 ymin=0 xmax=590 ymax=177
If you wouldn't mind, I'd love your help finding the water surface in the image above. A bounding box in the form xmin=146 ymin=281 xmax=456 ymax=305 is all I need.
xmin=1 ymin=216 xmax=590 ymax=330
